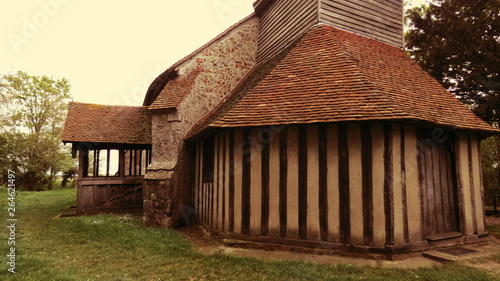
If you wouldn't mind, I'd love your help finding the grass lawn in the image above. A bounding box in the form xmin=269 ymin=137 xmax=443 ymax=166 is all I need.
xmin=0 ymin=188 xmax=499 ymax=281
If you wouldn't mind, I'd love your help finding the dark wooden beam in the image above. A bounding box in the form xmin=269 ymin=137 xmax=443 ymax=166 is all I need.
xmin=241 ymin=128 xmax=252 ymax=235
xmin=261 ymin=130 xmax=271 ymax=236
xmin=384 ymin=124 xmax=394 ymax=245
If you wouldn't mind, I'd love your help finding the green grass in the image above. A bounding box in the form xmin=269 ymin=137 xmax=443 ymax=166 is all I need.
xmin=0 ymin=189 xmax=498 ymax=281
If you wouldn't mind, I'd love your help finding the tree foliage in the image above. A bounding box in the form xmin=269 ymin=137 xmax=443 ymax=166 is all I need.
xmin=481 ymin=136 xmax=500 ymax=206
xmin=0 ymin=71 xmax=75 ymax=191
xmin=405 ymin=0 xmax=499 ymax=123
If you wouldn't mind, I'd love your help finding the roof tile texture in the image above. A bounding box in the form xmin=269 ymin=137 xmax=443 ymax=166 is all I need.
xmin=62 ymin=102 xmax=151 ymax=144
xmin=202 ymin=24 xmax=495 ymax=133
xmin=149 ymin=68 xmax=202 ymax=110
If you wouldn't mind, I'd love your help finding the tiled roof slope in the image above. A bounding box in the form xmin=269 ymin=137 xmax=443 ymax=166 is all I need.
xmin=62 ymin=102 xmax=151 ymax=144
xmin=149 ymin=68 xmax=202 ymax=111
xmin=195 ymin=24 xmax=496 ymax=134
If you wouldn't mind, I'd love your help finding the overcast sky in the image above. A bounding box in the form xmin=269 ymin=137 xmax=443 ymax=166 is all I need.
xmin=1 ymin=0 xmax=426 ymax=107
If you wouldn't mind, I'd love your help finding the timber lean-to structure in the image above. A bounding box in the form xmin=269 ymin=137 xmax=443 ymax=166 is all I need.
xmin=62 ymin=103 xmax=152 ymax=214
xmin=62 ymin=0 xmax=498 ymax=259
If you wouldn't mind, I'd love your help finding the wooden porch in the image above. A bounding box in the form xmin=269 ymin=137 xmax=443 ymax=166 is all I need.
xmin=61 ymin=102 xmax=153 ymax=215
xmin=74 ymin=144 xmax=152 ymax=214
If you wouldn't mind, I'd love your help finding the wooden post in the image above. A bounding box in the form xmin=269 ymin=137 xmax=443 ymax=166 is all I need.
xmin=95 ymin=150 xmax=100 ymax=177
xmin=119 ymin=149 xmax=126 ymax=178
xmin=133 ymin=150 xmax=138 ymax=176
xmin=138 ymin=150 xmax=143 ymax=176
xmin=71 ymin=143 xmax=78 ymax=158
xmin=129 ymin=150 xmax=133 ymax=176
xmin=78 ymin=147 xmax=89 ymax=178
xmin=106 ymin=149 xmax=111 ymax=177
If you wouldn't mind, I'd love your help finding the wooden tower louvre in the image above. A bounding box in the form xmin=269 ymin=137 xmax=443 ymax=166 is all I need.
xmin=62 ymin=0 xmax=497 ymax=259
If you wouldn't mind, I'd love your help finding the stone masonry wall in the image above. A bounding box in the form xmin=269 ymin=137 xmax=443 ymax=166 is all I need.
xmin=144 ymin=16 xmax=259 ymax=227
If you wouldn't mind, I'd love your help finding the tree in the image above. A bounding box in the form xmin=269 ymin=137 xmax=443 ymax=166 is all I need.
xmin=405 ymin=0 xmax=499 ymax=121
xmin=405 ymin=0 xmax=500 ymax=210
xmin=0 ymin=71 xmax=75 ymax=191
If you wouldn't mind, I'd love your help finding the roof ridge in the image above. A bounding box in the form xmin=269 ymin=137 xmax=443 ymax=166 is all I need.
xmin=69 ymin=101 xmax=149 ymax=109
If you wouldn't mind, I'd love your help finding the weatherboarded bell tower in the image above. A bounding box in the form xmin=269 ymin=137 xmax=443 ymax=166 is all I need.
xmin=253 ymin=0 xmax=403 ymax=64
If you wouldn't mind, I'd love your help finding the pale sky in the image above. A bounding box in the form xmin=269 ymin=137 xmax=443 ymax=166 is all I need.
xmin=1 ymin=0 xmax=426 ymax=107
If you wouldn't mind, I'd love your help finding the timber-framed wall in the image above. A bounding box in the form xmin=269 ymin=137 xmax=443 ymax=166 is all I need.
xmin=192 ymin=122 xmax=488 ymax=259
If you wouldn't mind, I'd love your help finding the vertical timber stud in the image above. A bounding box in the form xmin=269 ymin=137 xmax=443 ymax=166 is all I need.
xmin=233 ymin=130 xmax=243 ymax=233
xmin=298 ymin=126 xmax=308 ymax=240
xmin=241 ymin=128 xmax=252 ymax=235
xmin=417 ymin=129 xmax=427 ymax=240
xmin=318 ymin=124 xmax=329 ymax=242
xmin=455 ymin=133 xmax=468 ymax=235
xmin=384 ymin=124 xmax=395 ymax=245
xmin=361 ymin=124 xmax=374 ymax=246
xmin=338 ymin=123 xmax=350 ymax=244
xmin=261 ymin=128 xmax=271 ymax=236
xmin=401 ymin=125 xmax=410 ymax=243
xmin=467 ymin=135 xmax=478 ymax=234
xmin=229 ymin=130 xmax=235 ymax=232
xmin=477 ymin=135 xmax=487 ymax=234
xmin=214 ymin=136 xmax=220 ymax=229
xmin=198 ymin=143 xmax=203 ymax=223
xmin=222 ymin=132 xmax=227 ymax=232
xmin=279 ymin=127 xmax=288 ymax=238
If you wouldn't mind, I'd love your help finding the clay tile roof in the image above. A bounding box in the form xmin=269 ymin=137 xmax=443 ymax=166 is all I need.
xmin=149 ymin=68 xmax=202 ymax=111
xmin=62 ymin=102 xmax=151 ymax=144
xmin=189 ymin=24 xmax=497 ymax=137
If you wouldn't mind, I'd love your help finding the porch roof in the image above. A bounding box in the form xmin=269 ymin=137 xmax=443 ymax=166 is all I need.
xmin=188 ymin=24 xmax=497 ymax=138
xmin=62 ymin=102 xmax=151 ymax=145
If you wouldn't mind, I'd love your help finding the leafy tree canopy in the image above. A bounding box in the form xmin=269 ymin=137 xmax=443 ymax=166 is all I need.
xmin=0 ymin=70 xmax=75 ymax=190
xmin=405 ymin=0 xmax=499 ymax=123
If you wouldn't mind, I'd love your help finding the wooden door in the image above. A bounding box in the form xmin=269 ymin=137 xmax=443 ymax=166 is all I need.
xmin=419 ymin=130 xmax=460 ymax=237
